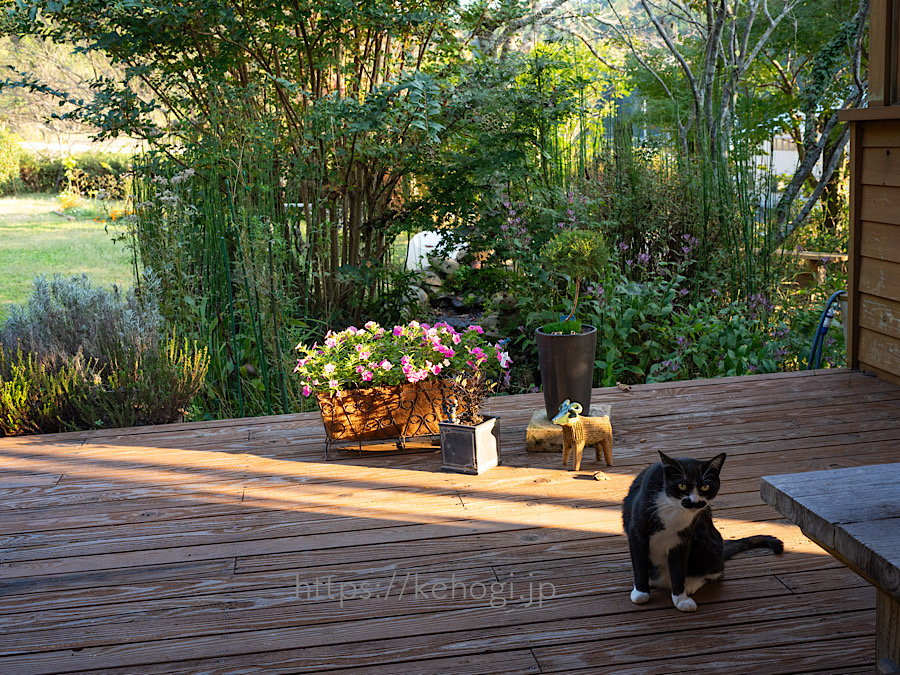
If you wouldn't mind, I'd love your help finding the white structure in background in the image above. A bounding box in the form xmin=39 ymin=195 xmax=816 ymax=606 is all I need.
xmin=753 ymin=135 xmax=824 ymax=219
xmin=405 ymin=230 xmax=464 ymax=270
xmin=756 ymin=136 xmax=823 ymax=178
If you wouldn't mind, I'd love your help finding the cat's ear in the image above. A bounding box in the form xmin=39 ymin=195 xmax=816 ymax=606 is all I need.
xmin=705 ymin=453 xmax=726 ymax=474
xmin=658 ymin=451 xmax=678 ymax=467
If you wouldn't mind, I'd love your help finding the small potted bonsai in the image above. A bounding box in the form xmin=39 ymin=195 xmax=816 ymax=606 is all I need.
xmin=438 ymin=346 xmax=511 ymax=474
xmin=535 ymin=228 xmax=609 ymax=419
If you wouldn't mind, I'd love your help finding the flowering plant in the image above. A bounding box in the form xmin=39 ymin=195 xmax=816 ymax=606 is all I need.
xmin=294 ymin=320 xmax=512 ymax=400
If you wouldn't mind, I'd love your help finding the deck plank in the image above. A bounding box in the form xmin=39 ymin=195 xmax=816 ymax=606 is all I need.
xmin=0 ymin=370 xmax=896 ymax=673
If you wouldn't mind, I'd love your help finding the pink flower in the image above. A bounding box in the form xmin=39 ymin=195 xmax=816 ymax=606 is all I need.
xmin=497 ymin=351 xmax=512 ymax=368
xmin=358 ymin=350 xmax=371 ymax=361
xmin=430 ymin=363 xmax=442 ymax=375
xmin=361 ymin=370 xmax=373 ymax=382
xmin=328 ymin=379 xmax=339 ymax=389
xmin=324 ymin=363 xmax=336 ymax=374
xmin=380 ymin=360 xmax=392 ymax=370
xmin=302 ymin=384 xmax=312 ymax=397
xmin=393 ymin=326 xmax=403 ymax=337
xmin=365 ymin=320 xmax=378 ymax=331
xmin=324 ymin=334 xmax=338 ymax=347
xmin=467 ymin=325 xmax=484 ymax=334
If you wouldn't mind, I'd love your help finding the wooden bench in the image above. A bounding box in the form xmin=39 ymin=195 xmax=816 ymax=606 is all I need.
xmin=761 ymin=464 xmax=900 ymax=673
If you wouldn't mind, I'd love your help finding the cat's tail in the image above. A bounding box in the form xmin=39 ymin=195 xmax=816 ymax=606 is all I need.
xmin=724 ymin=535 xmax=784 ymax=559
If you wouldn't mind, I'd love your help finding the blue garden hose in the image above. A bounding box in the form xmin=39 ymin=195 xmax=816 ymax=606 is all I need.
xmin=807 ymin=290 xmax=847 ymax=370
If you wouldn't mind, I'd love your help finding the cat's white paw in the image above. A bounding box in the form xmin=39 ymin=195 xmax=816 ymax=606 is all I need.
xmin=630 ymin=588 xmax=650 ymax=604
xmin=672 ymin=593 xmax=697 ymax=612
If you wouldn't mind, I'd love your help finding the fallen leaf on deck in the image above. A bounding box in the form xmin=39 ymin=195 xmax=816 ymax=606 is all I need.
xmin=593 ymin=471 xmax=611 ymax=481
xmin=616 ymin=382 xmax=632 ymax=392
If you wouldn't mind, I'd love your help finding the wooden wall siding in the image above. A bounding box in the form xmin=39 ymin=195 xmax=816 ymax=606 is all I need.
xmin=862 ymin=119 xmax=900 ymax=147
xmin=861 ymin=148 xmax=900 ymax=187
xmin=860 ymin=221 xmax=900 ymax=263
xmin=848 ymin=119 xmax=900 ymax=383
xmin=859 ymin=295 xmax=900 ymax=342
xmin=858 ymin=256 xmax=900 ymax=301
xmin=858 ymin=327 xmax=900 ymax=376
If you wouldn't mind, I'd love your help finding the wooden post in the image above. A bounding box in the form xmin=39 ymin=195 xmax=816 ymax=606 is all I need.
xmin=877 ymin=590 xmax=900 ymax=672
xmin=847 ymin=120 xmax=864 ymax=370
xmin=870 ymin=0 xmax=899 ymax=106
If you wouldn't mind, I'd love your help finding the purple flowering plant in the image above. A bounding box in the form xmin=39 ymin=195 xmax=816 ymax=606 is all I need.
xmin=294 ymin=320 xmax=512 ymax=398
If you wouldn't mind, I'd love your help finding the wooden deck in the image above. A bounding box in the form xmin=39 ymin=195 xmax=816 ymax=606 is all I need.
xmin=1 ymin=369 xmax=898 ymax=674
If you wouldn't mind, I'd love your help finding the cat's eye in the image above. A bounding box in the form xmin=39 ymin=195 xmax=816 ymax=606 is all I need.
xmin=678 ymin=482 xmax=688 ymax=491
xmin=700 ymin=484 xmax=710 ymax=492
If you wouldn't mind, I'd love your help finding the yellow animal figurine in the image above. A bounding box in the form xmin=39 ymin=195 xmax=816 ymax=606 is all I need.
xmin=551 ymin=400 xmax=613 ymax=471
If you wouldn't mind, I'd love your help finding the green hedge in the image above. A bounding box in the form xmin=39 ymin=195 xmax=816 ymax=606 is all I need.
xmin=0 ymin=130 xmax=20 ymax=190
xmin=1 ymin=148 xmax=132 ymax=197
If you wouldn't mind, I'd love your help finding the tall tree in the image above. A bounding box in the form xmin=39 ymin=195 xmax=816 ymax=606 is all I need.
xmin=4 ymin=0 xmax=461 ymax=315
xmin=585 ymin=0 xmax=866 ymax=237
xmin=759 ymin=0 xmax=868 ymax=238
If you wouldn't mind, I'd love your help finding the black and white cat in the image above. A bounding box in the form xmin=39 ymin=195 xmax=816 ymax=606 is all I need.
xmin=623 ymin=451 xmax=783 ymax=612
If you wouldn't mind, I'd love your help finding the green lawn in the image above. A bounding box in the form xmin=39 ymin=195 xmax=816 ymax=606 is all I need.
xmin=0 ymin=194 xmax=134 ymax=320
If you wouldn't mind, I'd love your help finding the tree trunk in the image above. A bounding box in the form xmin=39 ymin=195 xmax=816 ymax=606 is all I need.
xmin=820 ymin=137 xmax=845 ymax=234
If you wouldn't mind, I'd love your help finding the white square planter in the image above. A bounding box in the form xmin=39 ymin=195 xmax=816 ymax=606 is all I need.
xmin=439 ymin=416 xmax=501 ymax=475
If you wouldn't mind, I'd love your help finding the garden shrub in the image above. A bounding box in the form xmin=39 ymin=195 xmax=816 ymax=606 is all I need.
xmin=0 ymin=273 xmax=209 ymax=435
xmin=11 ymin=150 xmax=131 ymax=197
xmin=0 ymin=347 xmax=89 ymax=436
xmin=0 ymin=129 xmax=19 ymax=185
xmin=496 ymin=225 xmax=845 ymax=393
xmin=2 ymin=273 xmax=161 ymax=370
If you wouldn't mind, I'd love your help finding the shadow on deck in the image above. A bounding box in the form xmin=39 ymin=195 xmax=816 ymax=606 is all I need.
xmin=0 ymin=369 xmax=897 ymax=674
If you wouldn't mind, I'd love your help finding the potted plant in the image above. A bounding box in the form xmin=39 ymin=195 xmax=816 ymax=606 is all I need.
xmin=535 ymin=228 xmax=609 ymax=419
xmin=438 ymin=348 xmax=511 ymax=475
xmin=294 ymin=321 xmax=511 ymax=454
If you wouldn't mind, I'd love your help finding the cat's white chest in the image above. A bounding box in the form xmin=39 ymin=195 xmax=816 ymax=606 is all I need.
xmin=648 ymin=493 xmax=700 ymax=585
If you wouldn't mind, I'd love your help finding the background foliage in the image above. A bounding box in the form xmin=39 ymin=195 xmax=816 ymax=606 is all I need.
xmin=0 ymin=0 xmax=855 ymax=422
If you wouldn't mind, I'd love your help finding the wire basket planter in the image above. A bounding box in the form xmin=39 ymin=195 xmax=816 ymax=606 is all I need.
xmin=316 ymin=380 xmax=454 ymax=459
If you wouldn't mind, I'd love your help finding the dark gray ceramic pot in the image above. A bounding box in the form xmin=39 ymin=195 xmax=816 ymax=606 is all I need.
xmin=535 ymin=325 xmax=598 ymax=419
